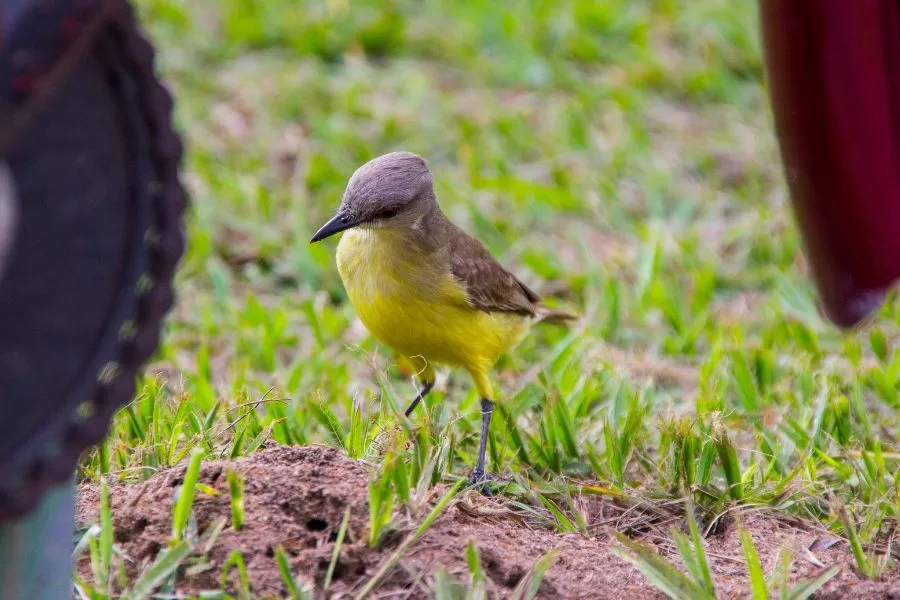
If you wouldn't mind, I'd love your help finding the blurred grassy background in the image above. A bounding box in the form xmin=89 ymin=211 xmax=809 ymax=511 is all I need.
xmin=76 ymin=0 xmax=900 ymax=594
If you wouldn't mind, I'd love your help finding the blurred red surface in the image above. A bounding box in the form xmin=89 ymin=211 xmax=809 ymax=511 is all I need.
xmin=760 ymin=0 xmax=900 ymax=327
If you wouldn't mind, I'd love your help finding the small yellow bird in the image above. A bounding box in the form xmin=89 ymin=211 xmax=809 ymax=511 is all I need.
xmin=311 ymin=151 xmax=574 ymax=492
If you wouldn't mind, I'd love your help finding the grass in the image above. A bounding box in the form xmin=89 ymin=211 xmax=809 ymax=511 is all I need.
xmin=74 ymin=0 xmax=900 ymax=596
xmin=612 ymin=507 xmax=840 ymax=600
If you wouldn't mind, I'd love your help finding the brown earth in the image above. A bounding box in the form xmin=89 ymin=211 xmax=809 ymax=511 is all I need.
xmin=75 ymin=445 xmax=900 ymax=599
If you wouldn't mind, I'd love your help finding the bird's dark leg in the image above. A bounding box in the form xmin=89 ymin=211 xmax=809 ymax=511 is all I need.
xmin=470 ymin=398 xmax=494 ymax=496
xmin=403 ymin=379 xmax=434 ymax=417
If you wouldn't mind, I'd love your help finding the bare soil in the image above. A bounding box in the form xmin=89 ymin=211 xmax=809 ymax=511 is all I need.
xmin=76 ymin=445 xmax=900 ymax=599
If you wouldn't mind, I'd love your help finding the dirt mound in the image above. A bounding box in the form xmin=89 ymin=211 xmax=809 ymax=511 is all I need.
xmin=75 ymin=445 xmax=900 ymax=599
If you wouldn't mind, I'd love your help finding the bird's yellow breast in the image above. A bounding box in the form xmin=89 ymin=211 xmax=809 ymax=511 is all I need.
xmin=335 ymin=228 xmax=530 ymax=376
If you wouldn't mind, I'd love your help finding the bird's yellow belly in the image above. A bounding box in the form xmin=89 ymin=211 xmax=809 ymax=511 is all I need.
xmin=335 ymin=229 xmax=529 ymax=374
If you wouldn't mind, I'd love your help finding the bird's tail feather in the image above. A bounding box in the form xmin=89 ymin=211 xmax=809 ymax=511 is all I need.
xmin=534 ymin=305 xmax=579 ymax=326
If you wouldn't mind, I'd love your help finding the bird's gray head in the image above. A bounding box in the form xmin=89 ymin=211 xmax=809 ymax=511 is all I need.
xmin=310 ymin=151 xmax=437 ymax=243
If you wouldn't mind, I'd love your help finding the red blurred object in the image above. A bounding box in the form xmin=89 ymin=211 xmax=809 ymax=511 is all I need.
xmin=760 ymin=0 xmax=900 ymax=327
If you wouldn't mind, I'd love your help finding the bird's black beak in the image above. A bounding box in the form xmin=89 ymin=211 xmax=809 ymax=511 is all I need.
xmin=310 ymin=210 xmax=357 ymax=243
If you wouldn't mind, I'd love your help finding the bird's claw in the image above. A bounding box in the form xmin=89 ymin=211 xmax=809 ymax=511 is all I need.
xmin=470 ymin=468 xmax=493 ymax=496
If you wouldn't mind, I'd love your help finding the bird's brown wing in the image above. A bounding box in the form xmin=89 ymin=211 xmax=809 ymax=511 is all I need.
xmin=446 ymin=223 xmax=540 ymax=316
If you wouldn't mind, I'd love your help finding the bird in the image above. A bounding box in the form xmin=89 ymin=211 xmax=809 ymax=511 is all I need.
xmin=310 ymin=151 xmax=575 ymax=493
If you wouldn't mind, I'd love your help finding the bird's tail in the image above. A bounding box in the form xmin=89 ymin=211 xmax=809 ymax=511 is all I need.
xmin=534 ymin=305 xmax=579 ymax=326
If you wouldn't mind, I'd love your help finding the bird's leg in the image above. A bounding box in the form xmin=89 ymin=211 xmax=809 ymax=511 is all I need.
xmin=470 ymin=398 xmax=494 ymax=496
xmin=403 ymin=379 xmax=433 ymax=417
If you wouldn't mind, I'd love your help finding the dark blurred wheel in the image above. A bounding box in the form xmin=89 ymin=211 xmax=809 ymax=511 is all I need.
xmin=0 ymin=0 xmax=188 ymax=520
xmin=0 ymin=162 xmax=17 ymax=281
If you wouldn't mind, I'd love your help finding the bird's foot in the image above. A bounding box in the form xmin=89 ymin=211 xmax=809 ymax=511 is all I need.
xmin=470 ymin=467 xmax=493 ymax=497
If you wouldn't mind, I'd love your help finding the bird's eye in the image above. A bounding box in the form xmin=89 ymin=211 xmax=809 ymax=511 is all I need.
xmin=379 ymin=207 xmax=399 ymax=219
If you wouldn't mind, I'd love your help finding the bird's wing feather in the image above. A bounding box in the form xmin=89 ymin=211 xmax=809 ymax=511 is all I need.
xmin=446 ymin=223 xmax=539 ymax=316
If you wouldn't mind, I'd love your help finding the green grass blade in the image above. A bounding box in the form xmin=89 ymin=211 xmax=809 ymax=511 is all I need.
xmin=414 ymin=479 xmax=464 ymax=537
xmin=346 ymin=402 xmax=368 ymax=459
xmin=671 ymin=528 xmax=702 ymax=585
xmin=435 ymin=568 xmax=465 ymax=600
xmin=73 ymin=524 xmax=101 ymax=561
xmin=499 ymin=404 xmax=532 ymax=466
xmin=612 ymin=532 xmax=707 ymax=600
xmin=325 ymin=507 xmax=351 ymax=591
xmin=509 ymin=547 xmax=559 ymax=600
xmin=167 ymin=421 xmax=184 ymax=465
xmin=787 ymin=567 xmax=841 ymax=600
xmin=838 ymin=506 xmax=874 ymax=578
xmin=368 ymin=473 xmax=394 ymax=548
xmin=99 ymin=479 xmax=113 ymax=590
xmin=243 ymin=420 xmax=278 ymax=455
xmin=310 ymin=403 xmax=347 ymax=447
xmin=172 ymin=447 xmax=204 ymax=541
xmin=738 ymin=521 xmax=768 ymax=600
xmin=715 ymin=430 xmax=744 ymax=500
xmin=356 ymin=479 xmax=465 ymax=600
xmin=227 ymin=468 xmax=245 ymax=531
xmin=129 ymin=540 xmax=192 ymax=600
xmin=685 ymin=505 xmax=715 ymax=595
xmin=697 ymin=441 xmax=716 ymax=486
xmin=604 ymin=420 xmax=625 ymax=486
xmin=773 ymin=545 xmax=794 ymax=600
xmin=552 ymin=398 xmax=579 ymax=459
xmin=536 ymin=493 xmax=577 ymax=533
xmin=275 ymin=545 xmax=301 ymax=599
xmin=98 ymin=439 xmax=110 ymax=475
xmin=220 ymin=550 xmax=251 ymax=599
xmin=466 ymin=540 xmax=485 ymax=583
xmin=201 ymin=518 xmax=227 ymax=555
xmin=392 ymin=455 xmax=410 ymax=504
